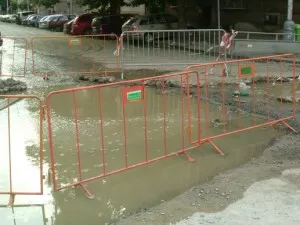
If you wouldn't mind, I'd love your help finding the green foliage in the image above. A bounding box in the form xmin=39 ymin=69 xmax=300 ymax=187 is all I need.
xmin=39 ymin=0 xmax=60 ymax=9
xmin=76 ymin=0 xmax=126 ymax=12
xmin=18 ymin=2 xmax=28 ymax=10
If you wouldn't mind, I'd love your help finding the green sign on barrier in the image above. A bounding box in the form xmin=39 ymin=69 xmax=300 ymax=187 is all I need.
xmin=127 ymin=90 xmax=142 ymax=101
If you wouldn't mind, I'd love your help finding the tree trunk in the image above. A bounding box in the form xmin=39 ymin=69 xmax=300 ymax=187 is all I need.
xmin=110 ymin=0 xmax=121 ymax=15
xmin=177 ymin=0 xmax=185 ymax=28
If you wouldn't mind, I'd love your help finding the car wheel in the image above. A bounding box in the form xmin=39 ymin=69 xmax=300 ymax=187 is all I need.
xmin=144 ymin=33 xmax=154 ymax=43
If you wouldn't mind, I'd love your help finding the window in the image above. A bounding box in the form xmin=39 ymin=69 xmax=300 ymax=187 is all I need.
xmin=164 ymin=14 xmax=178 ymax=23
xmin=59 ymin=16 xmax=68 ymax=21
xmin=139 ymin=18 xmax=148 ymax=25
xmin=79 ymin=15 xmax=92 ymax=23
xmin=125 ymin=17 xmax=138 ymax=26
xmin=155 ymin=14 xmax=166 ymax=24
xmin=264 ymin=13 xmax=280 ymax=25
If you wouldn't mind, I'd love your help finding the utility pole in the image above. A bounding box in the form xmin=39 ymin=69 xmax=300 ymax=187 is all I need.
xmin=283 ymin=0 xmax=295 ymax=41
xmin=6 ymin=0 xmax=9 ymax=14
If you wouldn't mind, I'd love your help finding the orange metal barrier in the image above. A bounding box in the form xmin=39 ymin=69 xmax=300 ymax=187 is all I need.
xmin=45 ymin=71 xmax=205 ymax=198
xmin=31 ymin=34 xmax=120 ymax=78
xmin=0 ymin=95 xmax=44 ymax=205
xmin=186 ymin=53 xmax=297 ymax=154
xmin=0 ymin=37 xmax=27 ymax=77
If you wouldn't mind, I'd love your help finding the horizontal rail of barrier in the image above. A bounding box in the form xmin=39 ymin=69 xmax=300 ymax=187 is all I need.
xmin=186 ymin=53 xmax=297 ymax=154
xmin=45 ymin=70 xmax=211 ymax=198
xmin=31 ymin=34 xmax=120 ymax=78
xmin=236 ymin=31 xmax=298 ymax=41
xmin=0 ymin=37 xmax=27 ymax=77
xmin=119 ymin=29 xmax=224 ymax=79
xmin=0 ymin=95 xmax=44 ymax=206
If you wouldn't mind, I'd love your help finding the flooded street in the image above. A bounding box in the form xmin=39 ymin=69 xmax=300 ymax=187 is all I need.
xmin=0 ymin=84 xmax=281 ymax=224
xmin=0 ymin=22 xmax=299 ymax=225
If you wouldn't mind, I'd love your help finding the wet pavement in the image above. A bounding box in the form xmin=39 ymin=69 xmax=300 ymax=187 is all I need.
xmin=0 ymin=22 xmax=298 ymax=225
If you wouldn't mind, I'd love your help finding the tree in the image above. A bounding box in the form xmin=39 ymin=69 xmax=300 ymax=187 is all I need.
xmin=76 ymin=0 xmax=126 ymax=14
xmin=39 ymin=0 xmax=60 ymax=9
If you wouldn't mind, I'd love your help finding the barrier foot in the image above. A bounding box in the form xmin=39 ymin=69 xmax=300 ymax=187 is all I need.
xmin=79 ymin=184 xmax=95 ymax=200
xmin=8 ymin=194 xmax=15 ymax=207
xmin=203 ymin=139 xmax=225 ymax=156
xmin=272 ymin=120 xmax=297 ymax=133
xmin=177 ymin=151 xmax=195 ymax=162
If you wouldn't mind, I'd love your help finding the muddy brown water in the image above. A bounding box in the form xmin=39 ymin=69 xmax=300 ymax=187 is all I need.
xmin=0 ymin=82 xmax=284 ymax=225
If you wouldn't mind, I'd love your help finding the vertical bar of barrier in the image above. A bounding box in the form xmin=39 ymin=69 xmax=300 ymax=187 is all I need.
xmin=237 ymin=67 xmax=243 ymax=129
xmin=196 ymin=72 xmax=201 ymax=142
xmin=24 ymin=39 xmax=27 ymax=77
xmin=7 ymin=98 xmax=13 ymax=198
xmin=122 ymin=91 xmax=128 ymax=168
xmin=39 ymin=102 xmax=44 ymax=195
xmin=47 ymin=97 xmax=57 ymax=191
xmin=72 ymin=91 xmax=83 ymax=183
xmin=292 ymin=54 xmax=297 ymax=118
xmin=11 ymin=40 xmax=16 ymax=77
xmin=266 ymin=59 xmax=271 ymax=121
xmin=221 ymin=65 xmax=227 ymax=131
xmin=279 ymin=58 xmax=284 ymax=118
xmin=251 ymin=60 xmax=257 ymax=125
xmin=204 ymin=66 xmax=210 ymax=137
xmin=143 ymin=82 xmax=149 ymax=161
xmin=104 ymin=35 xmax=107 ymax=74
xmin=161 ymin=79 xmax=167 ymax=156
xmin=97 ymin=87 xmax=106 ymax=175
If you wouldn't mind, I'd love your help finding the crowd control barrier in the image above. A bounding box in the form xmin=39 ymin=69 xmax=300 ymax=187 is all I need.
xmin=186 ymin=53 xmax=297 ymax=154
xmin=0 ymin=95 xmax=44 ymax=205
xmin=0 ymin=37 xmax=27 ymax=77
xmin=31 ymin=34 xmax=120 ymax=78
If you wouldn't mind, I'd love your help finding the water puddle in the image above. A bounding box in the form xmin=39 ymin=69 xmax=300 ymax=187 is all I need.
xmin=0 ymin=83 xmax=282 ymax=224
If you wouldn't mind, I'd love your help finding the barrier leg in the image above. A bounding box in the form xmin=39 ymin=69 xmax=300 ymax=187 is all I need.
xmin=78 ymin=184 xmax=95 ymax=199
xmin=177 ymin=151 xmax=195 ymax=162
xmin=200 ymin=139 xmax=225 ymax=156
xmin=8 ymin=194 xmax=15 ymax=207
xmin=271 ymin=120 xmax=297 ymax=133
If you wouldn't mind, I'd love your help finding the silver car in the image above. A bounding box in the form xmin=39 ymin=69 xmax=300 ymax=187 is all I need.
xmin=122 ymin=13 xmax=179 ymax=42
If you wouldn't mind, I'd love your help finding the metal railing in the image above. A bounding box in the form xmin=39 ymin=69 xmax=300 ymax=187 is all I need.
xmin=119 ymin=29 xmax=225 ymax=79
xmin=236 ymin=31 xmax=298 ymax=41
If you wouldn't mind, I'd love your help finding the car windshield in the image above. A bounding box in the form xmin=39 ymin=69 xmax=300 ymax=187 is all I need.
xmin=40 ymin=16 xmax=49 ymax=22
xmin=124 ymin=17 xmax=138 ymax=26
xmin=45 ymin=16 xmax=56 ymax=21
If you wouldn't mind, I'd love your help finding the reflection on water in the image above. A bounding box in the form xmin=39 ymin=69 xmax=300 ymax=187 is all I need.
xmin=0 ymin=38 xmax=27 ymax=77
xmin=0 ymin=98 xmax=42 ymax=193
xmin=0 ymin=205 xmax=48 ymax=225
xmin=0 ymin=84 xmax=280 ymax=225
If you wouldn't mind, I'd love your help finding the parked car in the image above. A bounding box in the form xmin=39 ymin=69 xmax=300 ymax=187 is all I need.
xmin=38 ymin=15 xmax=50 ymax=25
xmin=22 ymin=14 xmax=36 ymax=25
xmin=1 ymin=15 xmax=11 ymax=22
xmin=0 ymin=32 xmax=3 ymax=47
xmin=92 ymin=14 xmax=136 ymax=36
xmin=71 ymin=13 xmax=100 ymax=35
xmin=16 ymin=11 xmax=35 ymax=24
xmin=34 ymin=15 xmax=47 ymax=27
xmin=8 ymin=14 xmax=17 ymax=23
xmin=27 ymin=14 xmax=42 ymax=27
xmin=48 ymin=15 xmax=76 ymax=31
xmin=63 ymin=19 xmax=74 ymax=34
xmin=122 ymin=13 xmax=179 ymax=42
xmin=39 ymin=15 xmax=62 ymax=29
